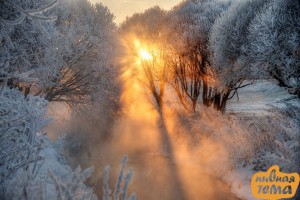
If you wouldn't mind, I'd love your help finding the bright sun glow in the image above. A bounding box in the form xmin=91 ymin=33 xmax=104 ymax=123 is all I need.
xmin=139 ymin=49 xmax=153 ymax=60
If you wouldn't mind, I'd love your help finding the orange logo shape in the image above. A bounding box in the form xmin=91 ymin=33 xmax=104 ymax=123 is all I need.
xmin=251 ymin=165 xmax=299 ymax=200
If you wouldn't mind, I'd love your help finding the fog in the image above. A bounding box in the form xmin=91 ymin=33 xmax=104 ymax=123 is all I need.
xmin=45 ymin=35 xmax=244 ymax=200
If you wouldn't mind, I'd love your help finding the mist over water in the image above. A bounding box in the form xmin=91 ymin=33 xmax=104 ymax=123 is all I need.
xmin=50 ymin=35 xmax=243 ymax=200
xmin=2 ymin=0 xmax=299 ymax=199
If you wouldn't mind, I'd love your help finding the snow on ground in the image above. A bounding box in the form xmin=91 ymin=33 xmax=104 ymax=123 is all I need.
xmin=227 ymin=80 xmax=300 ymax=115
xmin=224 ymin=80 xmax=300 ymax=200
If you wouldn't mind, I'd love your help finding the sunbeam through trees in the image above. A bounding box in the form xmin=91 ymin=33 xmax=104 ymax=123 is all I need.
xmin=0 ymin=0 xmax=300 ymax=200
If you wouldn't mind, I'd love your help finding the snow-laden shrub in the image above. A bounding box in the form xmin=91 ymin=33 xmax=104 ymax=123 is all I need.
xmin=46 ymin=155 xmax=136 ymax=200
xmin=49 ymin=166 xmax=97 ymax=200
xmin=4 ymin=171 xmax=46 ymax=200
xmin=2 ymin=138 xmax=101 ymax=200
xmin=102 ymin=155 xmax=136 ymax=200
xmin=243 ymin=105 xmax=300 ymax=173
xmin=172 ymin=103 xmax=299 ymax=199
xmin=0 ymin=87 xmax=48 ymax=197
xmin=175 ymin=104 xmax=300 ymax=173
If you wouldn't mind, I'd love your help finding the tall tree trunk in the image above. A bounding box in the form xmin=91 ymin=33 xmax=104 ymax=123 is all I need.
xmin=213 ymin=93 xmax=221 ymax=110
xmin=159 ymin=79 xmax=165 ymax=112
xmin=202 ymin=80 xmax=208 ymax=106
xmin=192 ymin=99 xmax=197 ymax=113
xmin=220 ymin=91 xmax=230 ymax=113
xmin=152 ymin=90 xmax=161 ymax=112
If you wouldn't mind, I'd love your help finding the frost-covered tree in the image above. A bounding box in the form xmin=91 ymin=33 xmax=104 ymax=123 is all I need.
xmin=0 ymin=1 xmax=120 ymax=199
xmin=247 ymin=0 xmax=300 ymax=98
xmin=0 ymin=0 xmax=60 ymax=96
xmin=208 ymin=0 xmax=270 ymax=107
xmin=36 ymin=0 xmax=117 ymax=108
xmin=94 ymin=3 xmax=117 ymax=35
xmin=0 ymin=0 xmax=117 ymax=108
xmin=120 ymin=6 xmax=165 ymax=42
xmin=209 ymin=0 xmax=270 ymax=91
xmin=210 ymin=0 xmax=300 ymax=100
xmin=120 ymin=6 xmax=167 ymax=112
xmin=163 ymin=0 xmax=232 ymax=112
xmin=0 ymin=1 xmax=55 ymax=197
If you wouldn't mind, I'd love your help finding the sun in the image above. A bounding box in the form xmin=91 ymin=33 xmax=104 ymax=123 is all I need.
xmin=139 ymin=49 xmax=153 ymax=60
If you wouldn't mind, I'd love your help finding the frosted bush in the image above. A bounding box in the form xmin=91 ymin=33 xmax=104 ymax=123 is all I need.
xmin=49 ymin=166 xmax=97 ymax=200
xmin=0 ymin=87 xmax=48 ymax=197
xmin=103 ymin=155 xmax=136 ymax=200
xmin=4 ymin=171 xmax=46 ymax=200
xmin=244 ymin=106 xmax=300 ymax=173
xmin=175 ymin=104 xmax=300 ymax=174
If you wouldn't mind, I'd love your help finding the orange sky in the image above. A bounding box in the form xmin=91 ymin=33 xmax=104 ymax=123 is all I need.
xmin=89 ymin=0 xmax=182 ymax=24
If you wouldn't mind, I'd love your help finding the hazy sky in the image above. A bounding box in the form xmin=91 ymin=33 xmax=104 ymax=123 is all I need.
xmin=89 ymin=0 xmax=182 ymax=24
